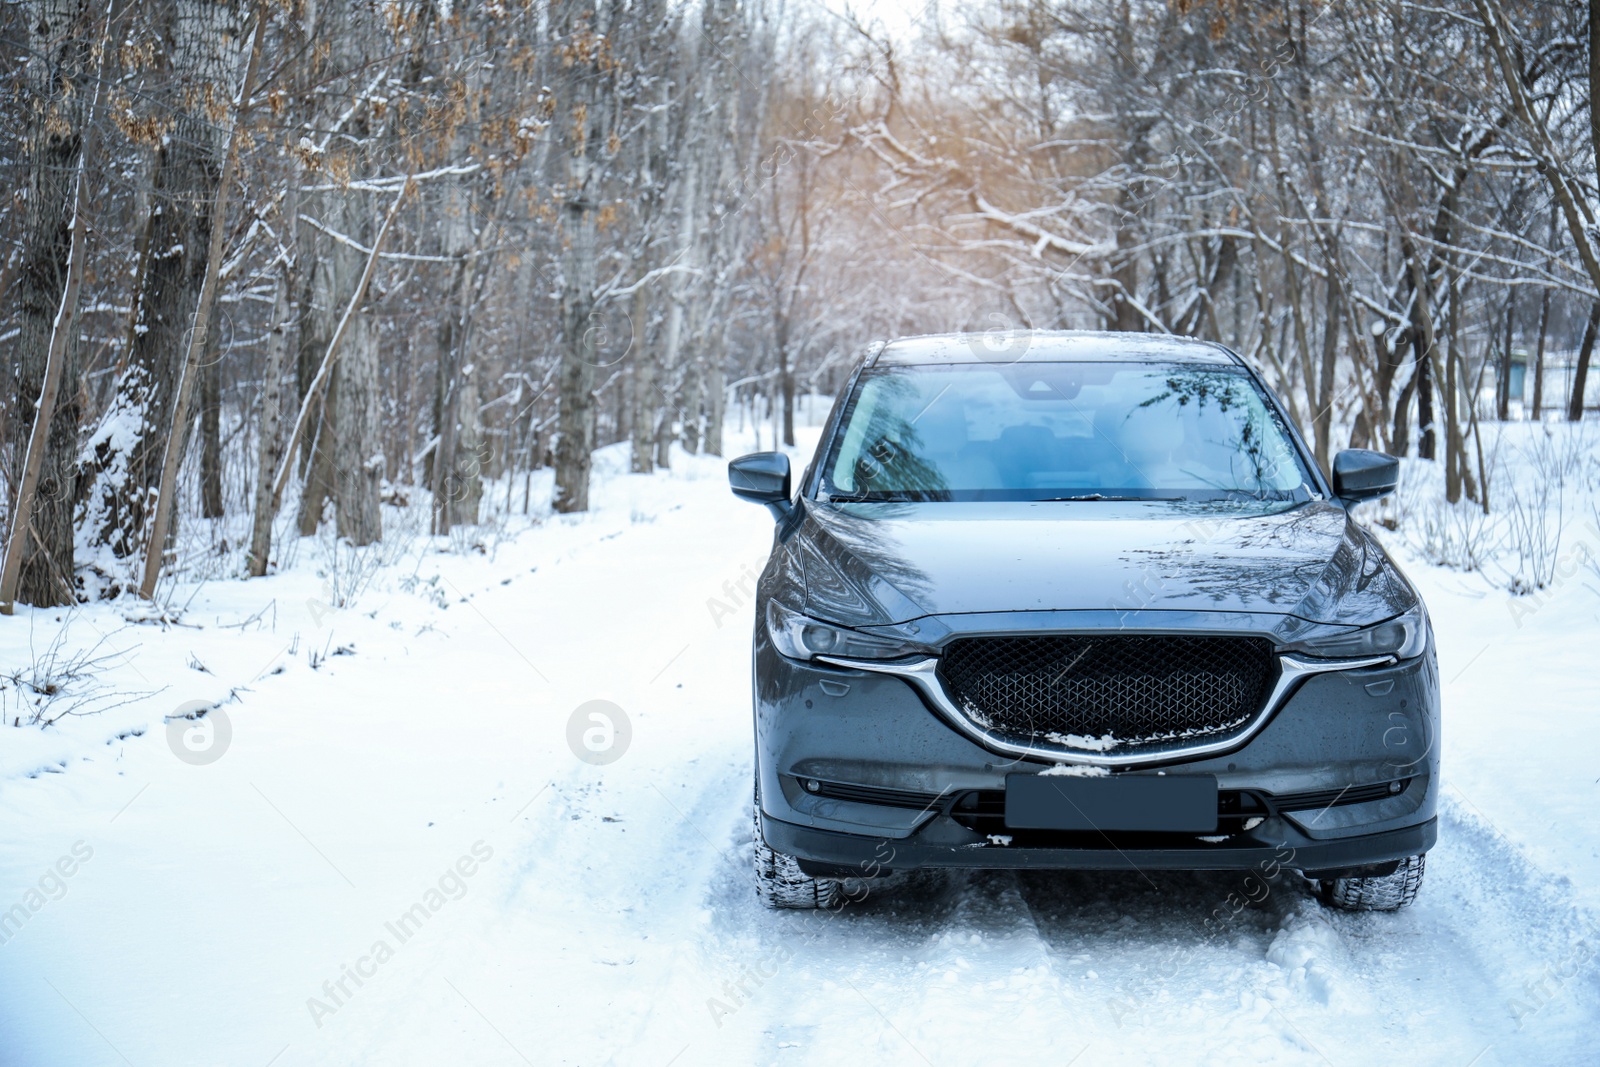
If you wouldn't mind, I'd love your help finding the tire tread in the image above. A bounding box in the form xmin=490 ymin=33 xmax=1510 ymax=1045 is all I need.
xmin=1321 ymin=853 xmax=1426 ymax=911
xmin=752 ymin=796 xmax=842 ymax=910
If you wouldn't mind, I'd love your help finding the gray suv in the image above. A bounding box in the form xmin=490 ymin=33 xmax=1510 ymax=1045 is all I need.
xmin=729 ymin=332 xmax=1436 ymax=912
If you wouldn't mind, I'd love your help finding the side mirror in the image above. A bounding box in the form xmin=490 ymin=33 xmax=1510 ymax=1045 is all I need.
xmin=728 ymin=452 xmax=793 ymax=519
xmin=1332 ymin=448 xmax=1399 ymax=505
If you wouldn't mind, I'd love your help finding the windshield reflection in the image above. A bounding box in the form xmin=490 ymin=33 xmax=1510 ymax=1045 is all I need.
xmin=821 ymin=362 xmax=1312 ymax=504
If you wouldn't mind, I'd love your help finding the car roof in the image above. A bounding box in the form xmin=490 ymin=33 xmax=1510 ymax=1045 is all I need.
xmin=870 ymin=331 xmax=1242 ymax=367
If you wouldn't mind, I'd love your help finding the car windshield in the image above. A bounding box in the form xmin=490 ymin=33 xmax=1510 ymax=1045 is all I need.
xmin=820 ymin=361 xmax=1314 ymax=503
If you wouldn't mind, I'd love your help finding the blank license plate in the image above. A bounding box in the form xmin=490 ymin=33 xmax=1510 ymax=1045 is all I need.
xmin=1005 ymin=773 xmax=1218 ymax=832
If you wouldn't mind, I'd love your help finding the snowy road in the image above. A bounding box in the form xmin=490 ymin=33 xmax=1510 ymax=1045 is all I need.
xmin=1 ymin=439 xmax=1598 ymax=1065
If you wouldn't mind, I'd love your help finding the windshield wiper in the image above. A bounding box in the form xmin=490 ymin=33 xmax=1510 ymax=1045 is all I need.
xmin=822 ymin=491 xmax=928 ymax=504
xmin=1036 ymin=493 xmax=1182 ymax=502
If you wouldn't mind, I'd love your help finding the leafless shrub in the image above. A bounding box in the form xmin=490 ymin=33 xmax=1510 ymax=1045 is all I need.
xmin=0 ymin=619 xmax=155 ymax=726
xmin=1390 ymin=424 xmax=1600 ymax=596
xmin=1392 ymin=458 xmax=1496 ymax=575
xmin=1497 ymin=428 xmax=1577 ymax=594
xmin=312 ymin=499 xmax=429 ymax=610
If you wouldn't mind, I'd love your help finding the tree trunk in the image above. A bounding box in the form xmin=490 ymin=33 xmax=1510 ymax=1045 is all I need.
xmin=1416 ymin=334 xmax=1436 ymax=460
xmin=247 ymin=273 xmax=289 ymax=576
xmin=333 ymin=306 xmax=382 ymax=544
xmin=1372 ymin=323 xmax=1405 ymax=436
xmin=1109 ymin=187 xmax=1142 ymax=332
xmin=551 ymin=59 xmax=595 ymax=509
xmin=554 ymin=191 xmax=598 ymax=513
xmin=1497 ymin=289 xmax=1515 ymax=421
xmin=679 ymin=354 xmax=703 ymax=455
xmin=1392 ymin=359 xmax=1416 ymax=458
xmin=1401 ymin=250 xmax=1440 ymax=461
xmin=304 ymin=188 xmax=383 ymax=542
xmin=1314 ymin=276 xmax=1342 ymax=472
xmin=446 ymin=363 xmax=484 ymax=526
xmin=281 ymin=2 xmax=386 ymax=544
xmin=7 ymin=0 xmax=95 ymax=607
xmin=654 ymin=297 xmax=681 ymax=472
xmin=1568 ymin=303 xmax=1599 ymax=421
xmin=552 ymin=6 xmax=613 ymax=514
xmin=1351 ymin=321 xmax=1394 ymax=452
xmin=431 ymin=175 xmax=482 ymax=531
xmin=704 ymin=323 xmax=726 ymax=456
xmin=138 ymin=0 xmax=266 ymax=599
xmin=614 ymin=350 xmax=630 ymax=451
xmin=1457 ymin=340 xmax=1481 ymax=505
xmin=269 ymin=184 xmax=405 ymax=535
xmin=1591 ymin=0 xmax=1600 ymax=171
xmin=200 ymin=328 xmax=224 ymax=518
xmin=779 ymin=340 xmax=795 ymax=448
xmin=1531 ymin=280 xmax=1551 ymax=420
xmin=290 ymin=228 xmax=327 ymax=538
xmin=655 ymin=279 xmax=684 ymax=471
xmin=1277 ymin=227 xmax=1320 ymax=450
xmin=773 ymin=302 xmax=797 ymax=449
xmin=297 ymin=395 xmax=335 ymax=536
xmin=1444 ymin=268 xmax=1463 ymax=503
xmin=629 ymin=281 xmax=656 ymax=473
xmin=82 ymin=0 xmax=242 ymax=567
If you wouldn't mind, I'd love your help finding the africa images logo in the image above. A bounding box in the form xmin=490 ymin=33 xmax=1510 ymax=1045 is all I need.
xmin=166 ymin=700 xmax=232 ymax=766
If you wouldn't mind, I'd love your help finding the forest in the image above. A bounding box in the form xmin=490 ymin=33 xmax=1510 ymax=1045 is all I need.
xmin=2 ymin=0 xmax=1597 ymax=609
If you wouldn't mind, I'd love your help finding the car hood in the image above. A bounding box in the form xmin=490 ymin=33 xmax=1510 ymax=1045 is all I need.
xmin=791 ymin=498 xmax=1415 ymax=627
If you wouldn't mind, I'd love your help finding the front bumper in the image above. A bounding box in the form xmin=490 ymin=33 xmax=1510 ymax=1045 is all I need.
xmin=754 ymin=612 xmax=1441 ymax=870
xmin=762 ymin=809 xmax=1437 ymax=878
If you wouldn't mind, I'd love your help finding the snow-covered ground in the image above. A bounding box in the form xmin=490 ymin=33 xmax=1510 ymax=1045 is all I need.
xmin=2 ymin=417 xmax=1599 ymax=1065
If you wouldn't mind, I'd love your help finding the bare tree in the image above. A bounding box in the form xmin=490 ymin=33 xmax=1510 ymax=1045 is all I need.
xmin=551 ymin=6 xmax=620 ymax=514
xmin=80 ymin=0 xmax=244 ymax=573
xmin=1 ymin=0 xmax=113 ymax=610
xmin=139 ymin=0 xmax=266 ymax=599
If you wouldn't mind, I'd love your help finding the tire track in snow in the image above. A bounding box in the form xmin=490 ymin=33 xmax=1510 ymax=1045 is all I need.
xmin=844 ymin=869 xmax=1088 ymax=1063
xmin=663 ymin=796 xmax=1600 ymax=1067
xmin=297 ymin=485 xmax=772 ymax=1066
xmin=690 ymin=848 xmax=979 ymax=1062
xmin=688 ymin=858 xmax=1099 ymax=1065
xmin=1015 ymin=865 xmax=1334 ymax=1062
xmin=1320 ymin=795 xmax=1600 ymax=1065
xmin=588 ymin=761 xmax=762 ymax=1067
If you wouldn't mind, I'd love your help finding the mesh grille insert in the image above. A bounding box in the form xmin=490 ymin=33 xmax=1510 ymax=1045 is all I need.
xmin=936 ymin=634 xmax=1277 ymax=751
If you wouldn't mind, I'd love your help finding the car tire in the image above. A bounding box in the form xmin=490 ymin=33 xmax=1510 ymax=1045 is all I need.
xmin=752 ymin=788 xmax=842 ymax=910
xmin=1318 ymin=853 xmax=1426 ymax=911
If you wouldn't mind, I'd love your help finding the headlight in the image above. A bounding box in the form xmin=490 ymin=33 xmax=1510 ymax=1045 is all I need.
xmin=765 ymin=601 xmax=929 ymax=661
xmin=1291 ymin=604 xmax=1428 ymax=660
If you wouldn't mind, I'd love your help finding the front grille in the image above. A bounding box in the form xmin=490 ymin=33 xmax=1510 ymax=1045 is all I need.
xmin=936 ymin=634 xmax=1277 ymax=752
